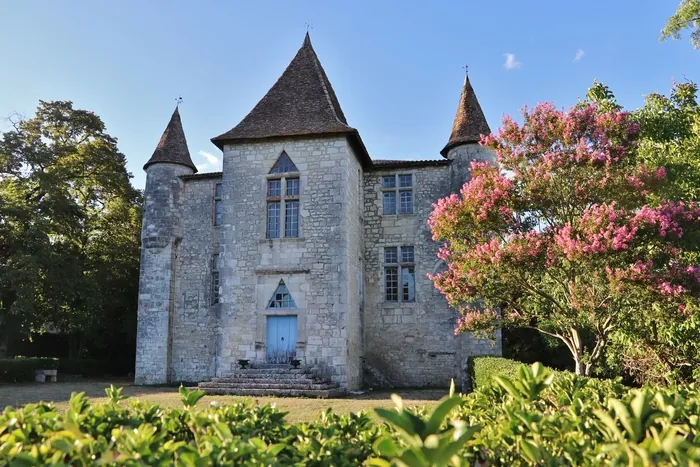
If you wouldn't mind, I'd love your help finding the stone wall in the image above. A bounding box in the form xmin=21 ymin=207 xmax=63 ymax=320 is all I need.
xmin=362 ymin=152 xmax=501 ymax=388
xmin=135 ymin=162 xmax=193 ymax=385
xmin=170 ymin=174 xmax=221 ymax=382
xmin=216 ymin=136 xmax=359 ymax=388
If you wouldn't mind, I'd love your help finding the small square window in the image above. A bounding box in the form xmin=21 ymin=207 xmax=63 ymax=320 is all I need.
xmin=399 ymin=174 xmax=412 ymax=188
xmin=268 ymin=179 xmax=281 ymax=197
xmin=286 ymin=178 xmax=299 ymax=196
xmin=382 ymin=175 xmax=396 ymax=189
xmin=384 ymin=247 xmax=398 ymax=264
xmin=383 ymin=192 xmax=396 ymax=215
xmin=401 ymin=246 xmax=414 ymax=263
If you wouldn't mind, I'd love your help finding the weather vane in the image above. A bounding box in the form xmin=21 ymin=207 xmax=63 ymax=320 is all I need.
xmin=305 ymin=22 xmax=313 ymax=32
xmin=176 ymin=96 xmax=183 ymax=107
xmin=462 ymin=64 xmax=469 ymax=75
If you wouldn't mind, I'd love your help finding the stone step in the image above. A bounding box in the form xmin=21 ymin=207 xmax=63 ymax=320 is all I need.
xmin=227 ymin=368 xmax=308 ymax=375
xmin=200 ymin=387 xmax=347 ymax=398
xmin=212 ymin=377 xmax=320 ymax=385
xmin=199 ymin=382 xmax=337 ymax=391
xmin=214 ymin=373 xmax=316 ymax=381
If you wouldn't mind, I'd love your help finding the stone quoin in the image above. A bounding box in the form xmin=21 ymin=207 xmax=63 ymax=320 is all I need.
xmin=134 ymin=33 xmax=501 ymax=390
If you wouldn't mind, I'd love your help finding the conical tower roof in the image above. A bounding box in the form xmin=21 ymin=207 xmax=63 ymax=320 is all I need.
xmin=144 ymin=107 xmax=197 ymax=172
xmin=441 ymin=73 xmax=491 ymax=157
xmin=211 ymin=33 xmax=370 ymax=165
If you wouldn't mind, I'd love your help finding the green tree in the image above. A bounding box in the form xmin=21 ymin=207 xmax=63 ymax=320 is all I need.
xmin=0 ymin=101 xmax=141 ymax=358
xmin=428 ymin=103 xmax=700 ymax=378
xmin=585 ymin=81 xmax=700 ymax=384
xmin=661 ymin=0 xmax=700 ymax=49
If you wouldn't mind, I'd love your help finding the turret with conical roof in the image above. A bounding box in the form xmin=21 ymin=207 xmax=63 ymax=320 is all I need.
xmin=145 ymin=106 xmax=197 ymax=172
xmin=442 ymin=72 xmax=495 ymax=191
xmin=135 ymin=106 xmax=194 ymax=385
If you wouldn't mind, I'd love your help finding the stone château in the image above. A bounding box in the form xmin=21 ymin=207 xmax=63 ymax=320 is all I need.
xmin=134 ymin=34 xmax=501 ymax=391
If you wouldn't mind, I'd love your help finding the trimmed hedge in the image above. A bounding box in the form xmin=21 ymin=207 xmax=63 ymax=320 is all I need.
xmin=0 ymin=357 xmax=58 ymax=383
xmin=470 ymin=356 xmax=569 ymax=389
xmin=0 ymin=357 xmax=133 ymax=382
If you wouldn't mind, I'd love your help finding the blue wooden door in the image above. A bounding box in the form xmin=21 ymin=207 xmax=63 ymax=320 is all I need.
xmin=266 ymin=316 xmax=298 ymax=363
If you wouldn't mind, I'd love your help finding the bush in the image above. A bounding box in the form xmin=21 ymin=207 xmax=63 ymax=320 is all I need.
xmin=0 ymin=357 xmax=58 ymax=383
xmin=0 ymin=357 xmax=133 ymax=382
xmin=1 ymin=367 xmax=699 ymax=465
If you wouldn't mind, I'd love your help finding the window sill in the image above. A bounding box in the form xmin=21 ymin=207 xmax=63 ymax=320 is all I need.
xmin=260 ymin=237 xmax=306 ymax=244
xmin=382 ymin=301 xmax=417 ymax=308
xmin=381 ymin=213 xmax=415 ymax=217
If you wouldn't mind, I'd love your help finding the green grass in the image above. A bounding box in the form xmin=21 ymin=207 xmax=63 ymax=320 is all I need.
xmin=0 ymin=379 xmax=444 ymax=422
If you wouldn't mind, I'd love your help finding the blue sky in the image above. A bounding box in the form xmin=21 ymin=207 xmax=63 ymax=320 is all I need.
xmin=1 ymin=1 xmax=697 ymax=189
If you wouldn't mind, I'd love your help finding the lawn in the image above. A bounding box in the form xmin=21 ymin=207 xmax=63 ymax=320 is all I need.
xmin=0 ymin=380 xmax=445 ymax=422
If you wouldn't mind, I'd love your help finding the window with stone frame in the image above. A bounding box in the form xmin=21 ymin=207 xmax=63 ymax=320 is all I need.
xmin=384 ymin=246 xmax=416 ymax=302
xmin=381 ymin=174 xmax=413 ymax=215
xmin=266 ymin=151 xmax=300 ymax=238
xmin=267 ymin=279 xmax=297 ymax=308
xmin=213 ymin=182 xmax=223 ymax=226
xmin=210 ymin=253 xmax=220 ymax=305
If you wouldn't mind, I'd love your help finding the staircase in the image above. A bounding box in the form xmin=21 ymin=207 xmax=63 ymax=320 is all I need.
xmin=198 ymin=364 xmax=346 ymax=398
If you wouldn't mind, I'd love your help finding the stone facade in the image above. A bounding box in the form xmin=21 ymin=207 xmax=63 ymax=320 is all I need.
xmin=134 ymin=35 xmax=502 ymax=389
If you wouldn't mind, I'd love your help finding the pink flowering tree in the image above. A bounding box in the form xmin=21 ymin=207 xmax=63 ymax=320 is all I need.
xmin=428 ymin=103 xmax=700 ymax=377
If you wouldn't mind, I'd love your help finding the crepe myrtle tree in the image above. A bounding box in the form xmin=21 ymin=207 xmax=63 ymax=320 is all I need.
xmin=428 ymin=103 xmax=700 ymax=376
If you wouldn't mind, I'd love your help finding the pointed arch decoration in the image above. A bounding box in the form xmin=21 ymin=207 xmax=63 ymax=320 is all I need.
xmin=267 ymin=279 xmax=298 ymax=309
xmin=269 ymin=151 xmax=298 ymax=174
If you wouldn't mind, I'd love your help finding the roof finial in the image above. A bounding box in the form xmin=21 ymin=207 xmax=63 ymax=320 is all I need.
xmin=175 ymin=96 xmax=183 ymax=108
xmin=305 ymin=22 xmax=313 ymax=32
xmin=463 ymin=64 xmax=469 ymax=75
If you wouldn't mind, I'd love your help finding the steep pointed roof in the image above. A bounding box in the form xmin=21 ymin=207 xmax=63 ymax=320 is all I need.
xmin=211 ymin=33 xmax=371 ymax=165
xmin=440 ymin=73 xmax=491 ymax=157
xmin=144 ymin=107 xmax=197 ymax=172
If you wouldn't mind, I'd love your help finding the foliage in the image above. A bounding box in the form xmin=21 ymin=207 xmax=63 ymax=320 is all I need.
xmin=370 ymin=394 xmax=479 ymax=467
xmin=585 ymin=81 xmax=700 ymax=385
xmin=661 ymin=0 xmax=700 ymax=49
xmin=0 ymin=357 xmax=133 ymax=382
xmin=3 ymin=364 xmax=700 ymax=465
xmin=470 ymin=356 xmax=576 ymax=390
xmin=428 ymin=102 xmax=700 ymax=377
xmin=0 ymin=357 xmax=58 ymax=382
xmin=0 ymin=100 xmax=141 ymax=360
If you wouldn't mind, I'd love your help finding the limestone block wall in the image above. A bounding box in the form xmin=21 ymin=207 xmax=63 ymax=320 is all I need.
xmin=135 ymin=163 xmax=192 ymax=385
xmin=217 ymin=136 xmax=356 ymax=387
xmin=344 ymin=147 xmax=364 ymax=390
xmin=362 ymin=159 xmax=501 ymax=388
xmin=170 ymin=174 xmax=221 ymax=382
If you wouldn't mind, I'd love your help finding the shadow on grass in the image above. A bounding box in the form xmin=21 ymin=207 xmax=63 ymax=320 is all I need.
xmin=0 ymin=380 xmax=447 ymax=409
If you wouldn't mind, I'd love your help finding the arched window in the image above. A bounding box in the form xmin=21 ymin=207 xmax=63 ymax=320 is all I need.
xmin=266 ymin=151 xmax=300 ymax=238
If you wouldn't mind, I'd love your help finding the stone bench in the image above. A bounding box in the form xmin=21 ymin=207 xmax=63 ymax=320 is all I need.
xmin=34 ymin=369 xmax=58 ymax=383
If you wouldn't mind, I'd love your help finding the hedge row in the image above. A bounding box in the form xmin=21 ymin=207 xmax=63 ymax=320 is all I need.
xmin=2 ymin=365 xmax=699 ymax=464
xmin=0 ymin=357 xmax=133 ymax=382
xmin=469 ymin=356 xmax=572 ymax=389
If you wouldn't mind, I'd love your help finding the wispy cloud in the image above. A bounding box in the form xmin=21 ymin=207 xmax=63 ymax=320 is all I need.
xmin=196 ymin=150 xmax=222 ymax=172
xmin=573 ymin=49 xmax=585 ymax=62
xmin=503 ymin=53 xmax=522 ymax=70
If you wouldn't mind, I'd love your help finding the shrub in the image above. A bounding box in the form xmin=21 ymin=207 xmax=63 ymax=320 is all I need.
xmin=0 ymin=357 xmax=58 ymax=383
xmin=1 ymin=366 xmax=700 ymax=465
